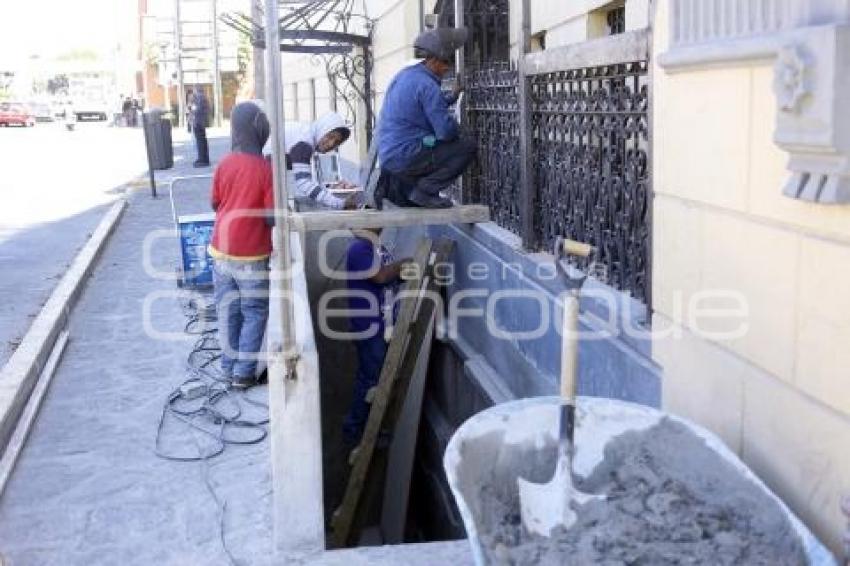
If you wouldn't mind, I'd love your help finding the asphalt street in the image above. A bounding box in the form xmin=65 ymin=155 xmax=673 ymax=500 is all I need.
xmin=0 ymin=120 xmax=148 ymax=366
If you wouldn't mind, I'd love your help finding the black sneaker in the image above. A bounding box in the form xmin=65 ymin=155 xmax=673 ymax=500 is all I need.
xmin=408 ymin=189 xmax=453 ymax=209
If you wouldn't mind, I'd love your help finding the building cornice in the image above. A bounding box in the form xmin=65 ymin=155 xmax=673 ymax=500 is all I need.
xmin=659 ymin=0 xmax=850 ymax=204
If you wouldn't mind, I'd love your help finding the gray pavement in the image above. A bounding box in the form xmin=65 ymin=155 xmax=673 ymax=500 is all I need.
xmin=0 ymin=131 xmax=274 ymax=566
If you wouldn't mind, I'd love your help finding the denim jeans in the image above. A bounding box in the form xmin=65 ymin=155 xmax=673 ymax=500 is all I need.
xmin=343 ymin=334 xmax=388 ymax=442
xmin=213 ymin=257 xmax=270 ymax=379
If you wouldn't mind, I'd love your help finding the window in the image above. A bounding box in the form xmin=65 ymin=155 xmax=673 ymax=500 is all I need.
xmin=607 ymin=6 xmax=626 ymax=35
xmin=531 ymin=31 xmax=546 ymax=52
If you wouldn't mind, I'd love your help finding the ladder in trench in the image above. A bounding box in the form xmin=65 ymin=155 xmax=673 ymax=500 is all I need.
xmin=331 ymin=237 xmax=455 ymax=547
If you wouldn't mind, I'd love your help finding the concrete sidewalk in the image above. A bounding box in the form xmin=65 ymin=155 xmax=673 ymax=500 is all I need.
xmin=0 ymin=132 xmax=274 ymax=566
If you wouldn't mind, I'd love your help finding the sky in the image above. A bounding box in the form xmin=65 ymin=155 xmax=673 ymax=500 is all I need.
xmin=0 ymin=0 xmax=133 ymax=67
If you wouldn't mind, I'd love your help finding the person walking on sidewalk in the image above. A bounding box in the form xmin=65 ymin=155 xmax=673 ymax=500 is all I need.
xmin=343 ymin=228 xmax=411 ymax=443
xmin=209 ymin=101 xmax=273 ymax=389
xmin=190 ymin=88 xmax=211 ymax=167
xmin=375 ymin=27 xmax=476 ymax=209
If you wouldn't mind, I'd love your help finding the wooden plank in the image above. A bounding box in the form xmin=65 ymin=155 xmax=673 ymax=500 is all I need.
xmin=290 ymin=205 xmax=490 ymax=232
xmin=344 ymin=239 xmax=454 ymax=545
xmin=331 ymin=239 xmax=436 ymax=547
xmin=0 ymin=330 xmax=69 ymax=498
xmin=380 ymin=313 xmax=436 ymax=543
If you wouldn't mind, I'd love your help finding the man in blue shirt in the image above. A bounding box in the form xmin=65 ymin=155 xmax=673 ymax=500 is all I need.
xmin=344 ymin=229 xmax=410 ymax=442
xmin=376 ymin=27 xmax=476 ymax=209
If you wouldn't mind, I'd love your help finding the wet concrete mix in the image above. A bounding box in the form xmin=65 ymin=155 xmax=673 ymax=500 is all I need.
xmin=474 ymin=419 xmax=808 ymax=565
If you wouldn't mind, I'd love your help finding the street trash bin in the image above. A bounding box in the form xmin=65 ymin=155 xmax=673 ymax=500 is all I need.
xmin=143 ymin=109 xmax=174 ymax=170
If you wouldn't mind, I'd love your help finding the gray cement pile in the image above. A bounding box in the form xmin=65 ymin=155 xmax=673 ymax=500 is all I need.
xmin=473 ymin=418 xmax=807 ymax=566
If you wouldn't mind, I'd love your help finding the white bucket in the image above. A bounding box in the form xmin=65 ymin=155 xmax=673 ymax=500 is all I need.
xmin=443 ymin=396 xmax=836 ymax=566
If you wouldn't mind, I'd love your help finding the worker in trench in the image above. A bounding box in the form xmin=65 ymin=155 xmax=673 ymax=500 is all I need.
xmin=343 ymin=228 xmax=412 ymax=444
xmin=374 ymin=27 xmax=477 ymax=209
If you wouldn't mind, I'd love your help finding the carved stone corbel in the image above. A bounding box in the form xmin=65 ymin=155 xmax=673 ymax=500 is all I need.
xmin=773 ymin=45 xmax=811 ymax=113
xmin=773 ymin=24 xmax=850 ymax=204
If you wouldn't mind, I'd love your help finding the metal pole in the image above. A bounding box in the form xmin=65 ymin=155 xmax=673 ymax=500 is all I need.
xmin=211 ymin=0 xmax=223 ymax=126
xmin=518 ymin=0 xmax=536 ymax=249
xmin=161 ymin=44 xmax=172 ymax=116
xmin=174 ymin=0 xmax=185 ymax=128
xmin=252 ymin=0 xmax=265 ymax=98
xmin=264 ymin=0 xmax=298 ymax=379
xmin=453 ymin=0 xmax=465 ymax=202
xmin=363 ymin=45 xmax=373 ymax=151
xmin=645 ymin=0 xmax=656 ymax=322
xmin=141 ymin=113 xmax=158 ymax=198
xmin=454 ymin=0 xmax=465 ymax=76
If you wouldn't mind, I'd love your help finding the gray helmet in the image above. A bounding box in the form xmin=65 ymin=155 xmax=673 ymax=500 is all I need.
xmin=413 ymin=27 xmax=469 ymax=61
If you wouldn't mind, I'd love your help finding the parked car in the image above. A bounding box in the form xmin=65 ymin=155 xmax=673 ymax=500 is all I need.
xmin=0 ymin=102 xmax=35 ymax=127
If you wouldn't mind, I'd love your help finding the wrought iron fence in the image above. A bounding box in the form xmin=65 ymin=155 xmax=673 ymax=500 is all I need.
xmin=463 ymin=64 xmax=522 ymax=233
xmin=532 ymin=62 xmax=650 ymax=303
xmin=462 ymin=51 xmax=651 ymax=305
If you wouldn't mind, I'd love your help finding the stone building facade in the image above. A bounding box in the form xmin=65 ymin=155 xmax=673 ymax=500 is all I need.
xmin=653 ymin=0 xmax=850 ymax=554
xmin=273 ymin=0 xmax=850 ymax=555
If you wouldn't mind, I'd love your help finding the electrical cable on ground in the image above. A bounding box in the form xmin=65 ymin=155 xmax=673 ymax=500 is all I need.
xmin=155 ymin=289 xmax=270 ymax=566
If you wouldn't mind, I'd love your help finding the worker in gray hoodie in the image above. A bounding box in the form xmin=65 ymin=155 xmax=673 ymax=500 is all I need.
xmin=263 ymin=111 xmax=360 ymax=209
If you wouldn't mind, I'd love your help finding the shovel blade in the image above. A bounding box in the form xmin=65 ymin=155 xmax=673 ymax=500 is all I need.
xmin=518 ymin=462 xmax=603 ymax=538
xmin=517 ymin=474 xmax=578 ymax=538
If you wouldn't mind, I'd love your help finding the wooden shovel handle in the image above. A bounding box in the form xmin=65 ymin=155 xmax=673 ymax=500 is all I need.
xmin=559 ymin=238 xmax=594 ymax=259
xmin=560 ymin=295 xmax=579 ymax=403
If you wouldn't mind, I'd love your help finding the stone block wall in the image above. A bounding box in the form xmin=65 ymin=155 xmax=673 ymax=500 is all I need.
xmin=653 ymin=0 xmax=850 ymax=554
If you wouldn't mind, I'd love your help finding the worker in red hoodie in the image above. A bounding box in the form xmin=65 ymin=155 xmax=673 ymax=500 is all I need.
xmin=209 ymin=101 xmax=274 ymax=389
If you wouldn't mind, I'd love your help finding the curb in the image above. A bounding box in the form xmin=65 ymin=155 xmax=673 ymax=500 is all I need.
xmin=0 ymin=330 xmax=68 ymax=497
xmin=0 ymin=198 xmax=128 ymax=455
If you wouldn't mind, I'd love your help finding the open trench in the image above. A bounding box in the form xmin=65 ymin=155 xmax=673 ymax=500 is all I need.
xmin=302 ymin=228 xmax=485 ymax=547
